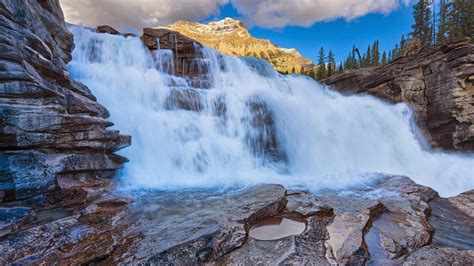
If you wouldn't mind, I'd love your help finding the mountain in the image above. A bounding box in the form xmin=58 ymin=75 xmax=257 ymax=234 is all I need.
xmin=159 ymin=18 xmax=316 ymax=74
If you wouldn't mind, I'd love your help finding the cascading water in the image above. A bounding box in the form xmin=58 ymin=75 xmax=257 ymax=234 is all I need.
xmin=67 ymin=26 xmax=474 ymax=197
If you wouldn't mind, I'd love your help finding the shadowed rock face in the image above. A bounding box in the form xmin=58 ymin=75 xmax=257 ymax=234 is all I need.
xmin=0 ymin=0 xmax=130 ymax=203
xmin=141 ymin=28 xmax=205 ymax=77
xmin=325 ymin=39 xmax=474 ymax=151
xmin=246 ymin=97 xmax=288 ymax=164
xmin=96 ymin=25 xmax=120 ymax=35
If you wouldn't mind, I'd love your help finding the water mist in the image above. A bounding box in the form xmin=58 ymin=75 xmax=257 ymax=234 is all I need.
xmin=67 ymin=26 xmax=474 ymax=197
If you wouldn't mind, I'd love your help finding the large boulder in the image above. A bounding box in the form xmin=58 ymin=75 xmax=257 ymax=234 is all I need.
xmin=140 ymin=28 xmax=217 ymax=88
xmin=0 ymin=0 xmax=130 ymax=204
xmin=325 ymin=38 xmax=474 ymax=151
xmin=96 ymin=25 xmax=120 ymax=35
xmin=141 ymin=28 xmax=205 ymax=77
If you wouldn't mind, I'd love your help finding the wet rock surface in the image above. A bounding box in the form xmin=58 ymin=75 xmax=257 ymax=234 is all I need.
xmin=448 ymin=189 xmax=474 ymax=217
xmin=1 ymin=176 xmax=473 ymax=265
xmin=246 ymin=97 xmax=288 ymax=164
xmin=404 ymin=246 xmax=474 ymax=266
xmin=429 ymin=197 xmax=474 ymax=250
xmin=0 ymin=0 xmax=130 ymax=204
xmin=96 ymin=25 xmax=120 ymax=35
xmin=325 ymin=38 xmax=474 ymax=151
xmin=140 ymin=27 xmax=230 ymax=89
xmin=0 ymin=196 xmax=131 ymax=264
xmin=141 ymin=28 xmax=211 ymax=84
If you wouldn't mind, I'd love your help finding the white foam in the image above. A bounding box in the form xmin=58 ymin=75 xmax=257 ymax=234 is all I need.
xmin=67 ymin=25 xmax=474 ymax=197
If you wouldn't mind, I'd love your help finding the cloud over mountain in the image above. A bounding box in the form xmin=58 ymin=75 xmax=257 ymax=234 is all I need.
xmin=59 ymin=0 xmax=410 ymax=30
xmin=59 ymin=0 xmax=228 ymax=31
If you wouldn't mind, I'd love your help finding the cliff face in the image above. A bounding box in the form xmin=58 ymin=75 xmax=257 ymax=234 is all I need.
xmin=160 ymin=18 xmax=316 ymax=74
xmin=325 ymin=38 xmax=474 ymax=151
xmin=0 ymin=0 xmax=130 ymax=204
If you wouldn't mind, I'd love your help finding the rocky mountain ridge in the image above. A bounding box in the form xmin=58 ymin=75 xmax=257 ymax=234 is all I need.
xmin=159 ymin=18 xmax=316 ymax=74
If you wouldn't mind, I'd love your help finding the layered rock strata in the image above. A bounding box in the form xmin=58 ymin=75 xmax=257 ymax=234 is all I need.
xmin=325 ymin=39 xmax=474 ymax=151
xmin=0 ymin=0 xmax=130 ymax=204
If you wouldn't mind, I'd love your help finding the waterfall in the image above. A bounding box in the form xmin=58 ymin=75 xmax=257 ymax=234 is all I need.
xmin=67 ymin=25 xmax=474 ymax=197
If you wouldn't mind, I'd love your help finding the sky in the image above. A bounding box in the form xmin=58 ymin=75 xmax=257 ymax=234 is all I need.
xmin=60 ymin=0 xmax=415 ymax=64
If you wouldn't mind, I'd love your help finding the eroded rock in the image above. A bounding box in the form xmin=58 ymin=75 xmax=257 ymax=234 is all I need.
xmin=245 ymin=97 xmax=288 ymax=164
xmin=1 ymin=177 xmax=473 ymax=265
xmin=429 ymin=197 xmax=474 ymax=250
xmin=404 ymin=246 xmax=474 ymax=266
xmin=96 ymin=25 xmax=120 ymax=35
xmin=117 ymin=184 xmax=287 ymax=264
xmin=325 ymin=38 xmax=474 ymax=151
xmin=319 ymin=176 xmax=438 ymax=265
xmin=0 ymin=195 xmax=130 ymax=265
xmin=0 ymin=207 xmax=35 ymax=238
xmin=0 ymin=0 xmax=130 ymax=204
xmin=448 ymin=189 xmax=474 ymax=217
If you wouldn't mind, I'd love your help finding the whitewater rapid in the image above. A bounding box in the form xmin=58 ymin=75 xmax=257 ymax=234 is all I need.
xmin=67 ymin=26 xmax=474 ymax=197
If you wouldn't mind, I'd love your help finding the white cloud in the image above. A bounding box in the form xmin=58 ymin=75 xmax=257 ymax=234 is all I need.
xmin=59 ymin=0 xmax=228 ymax=31
xmin=59 ymin=0 xmax=411 ymax=31
xmin=231 ymin=0 xmax=411 ymax=28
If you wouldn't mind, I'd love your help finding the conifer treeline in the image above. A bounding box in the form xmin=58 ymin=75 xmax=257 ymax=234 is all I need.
xmin=310 ymin=0 xmax=473 ymax=80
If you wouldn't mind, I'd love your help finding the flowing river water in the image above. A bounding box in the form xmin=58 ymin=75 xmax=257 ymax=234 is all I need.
xmin=67 ymin=26 xmax=474 ymax=197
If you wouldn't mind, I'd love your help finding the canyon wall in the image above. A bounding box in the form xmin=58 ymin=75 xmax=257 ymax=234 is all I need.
xmin=325 ymin=39 xmax=474 ymax=151
xmin=0 ymin=0 xmax=130 ymax=205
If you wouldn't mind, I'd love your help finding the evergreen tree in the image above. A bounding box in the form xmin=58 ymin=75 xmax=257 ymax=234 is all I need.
xmin=392 ymin=44 xmax=400 ymax=60
xmin=316 ymin=47 xmax=327 ymax=80
xmin=411 ymin=0 xmax=433 ymax=46
xmin=388 ymin=50 xmax=392 ymax=62
xmin=343 ymin=55 xmax=349 ymax=69
xmin=291 ymin=67 xmax=295 ymax=74
xmin=447 ymin=0 xmax=474 ymax=41
xmin=300 ymin=65 xmax=305 ymax=75
xmin=327 ymin=50 xmax=336 ymax=77
xmin=436 ymin=0 xmax=449 ymax=45
xmin=399 ymin=34 xmax=407 ymax=56
xmin=382 ymin=51 xmax=387 ymax=65
xmin=371 ymin=40 xmax=380 ymax=66
xmin=365 ymin=45 xmax=371 ymax=67
xmin=337 ymin=63 xmax=343 ymax=74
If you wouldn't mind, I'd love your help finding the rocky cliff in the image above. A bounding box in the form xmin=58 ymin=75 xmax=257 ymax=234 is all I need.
xmin=0 ymin=0 xmax=130 ymax=205
xmin=325 ymin=39 xmax=474 ymax=151
xmin=160 ymin=18 xmax=316 ymax=74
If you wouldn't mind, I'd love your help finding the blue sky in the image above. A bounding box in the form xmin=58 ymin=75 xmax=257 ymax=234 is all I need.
xmin=61 ymin=0 xmax=415 ymax=64
xmin=209 ymin=3 xmax=414 ymax=64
